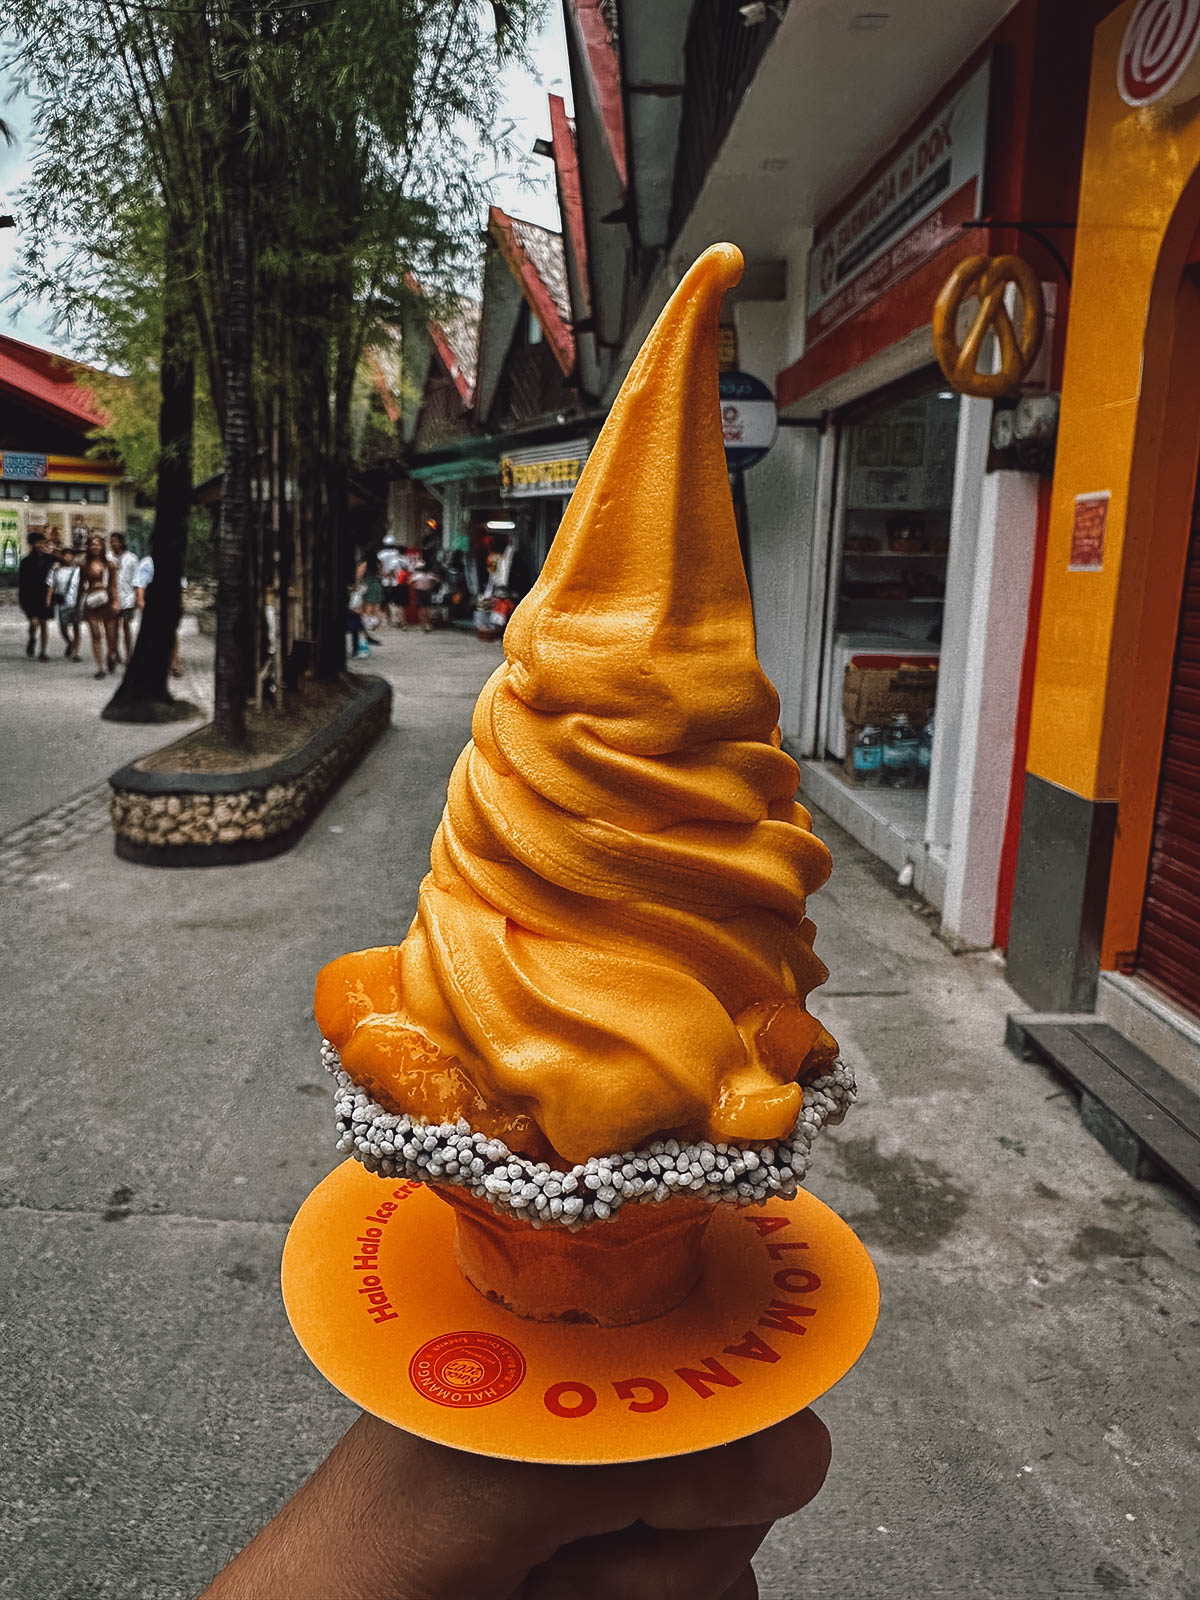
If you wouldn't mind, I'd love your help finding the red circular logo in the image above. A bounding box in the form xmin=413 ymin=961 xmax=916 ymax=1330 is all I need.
xmin=409 ymin=1331 xmax=526 ymax=1408
xmin=1119 ymin=0 xmax=1200 ymax=106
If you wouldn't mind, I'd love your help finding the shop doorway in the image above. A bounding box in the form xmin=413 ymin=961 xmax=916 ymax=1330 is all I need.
xmin=812 ymin=376 xmax=960 ymax=858
xmin=1136 ymin=467 xmax=1200 ymax=1016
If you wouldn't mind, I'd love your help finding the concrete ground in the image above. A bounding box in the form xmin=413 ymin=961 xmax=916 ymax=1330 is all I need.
xmin=0 ymin=606 xmax=212 ymax=835
xmin=1 ymin=623 xmax=1197 ymax=1599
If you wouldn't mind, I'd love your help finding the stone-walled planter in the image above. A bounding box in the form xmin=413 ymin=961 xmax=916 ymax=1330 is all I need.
xmin=109 ymin=674 xmax=391 ymax=866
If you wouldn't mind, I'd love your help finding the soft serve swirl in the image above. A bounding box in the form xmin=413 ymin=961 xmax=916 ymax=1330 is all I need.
xmin=316 ymin=244 xmax=837 ymax=1164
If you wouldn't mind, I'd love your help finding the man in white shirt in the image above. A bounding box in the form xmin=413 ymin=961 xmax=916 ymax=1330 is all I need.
xmin=378 ymin=534 xmax=409 ymax=628
xmin=134 ymin=550 xmax=155 ymax=605
xmin=52 ymin=546 xmax=81 ymax=659
xmin=132 ymin=550 xmax=187 ymax=677
xmin=110 ymin=531 xmax=141 ymax=665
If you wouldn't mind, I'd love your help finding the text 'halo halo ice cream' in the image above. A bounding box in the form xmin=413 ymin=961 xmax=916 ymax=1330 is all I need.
xmin=314 ymin=241 xmax=855 ymax=1325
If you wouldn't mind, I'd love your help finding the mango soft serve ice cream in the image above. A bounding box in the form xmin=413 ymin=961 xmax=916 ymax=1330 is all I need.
xmin=314 ymin=243 xmax=854 ymax=1321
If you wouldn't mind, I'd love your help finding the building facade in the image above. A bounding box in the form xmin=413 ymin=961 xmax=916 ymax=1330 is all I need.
xmin=559 ymin=0 xmax=1105 ymax=951
xmin=0 ymin=335 xmax=132 ymax=571
xmin=1005 ymin=0 xmax=1200 ymax=1113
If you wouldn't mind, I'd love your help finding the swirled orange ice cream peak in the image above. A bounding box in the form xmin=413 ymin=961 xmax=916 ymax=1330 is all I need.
xmin=316 ymin=243 xmax=837 ymax=1164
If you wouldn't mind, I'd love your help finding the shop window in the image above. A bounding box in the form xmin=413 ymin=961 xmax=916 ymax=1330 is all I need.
xmin=86 ymin=485 xmax=109 ymax=504
xmin=48 ymin=484 xmax=68 ymax=500
xmin=823 ymin=379 xmax=960 ymax=804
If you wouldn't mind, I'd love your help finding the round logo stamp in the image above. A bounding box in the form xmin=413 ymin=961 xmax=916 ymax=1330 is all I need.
xmin=409 ymin=1331 xmax=526 ymax=1408
xmin=1119 ymin=0 xmax=1200 ymax=106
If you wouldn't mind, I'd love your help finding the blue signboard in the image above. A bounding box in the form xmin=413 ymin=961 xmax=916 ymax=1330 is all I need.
xmin=1 ymin=451 xmax=48 ymax=482
xmin=719 ymin=372 xmax=777 ymax=471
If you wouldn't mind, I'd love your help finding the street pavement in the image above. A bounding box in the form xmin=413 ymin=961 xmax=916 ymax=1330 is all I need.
xmin=1 ymin=620 xmax=1198 ymax=1598
xmin=0 ymin=606 xmax=213 ymax=838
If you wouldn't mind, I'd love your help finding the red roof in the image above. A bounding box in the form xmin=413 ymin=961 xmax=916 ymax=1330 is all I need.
xmin=549 ymin=94 xmax=590 ymax=319
xmin=568 ymin=0 xmax=627 ymax=189
xmin=429 ymin=300 xmax=480 ymax=407
xmin=488 ymin=206 xmax=575 ymax=377
xmin=0 ymin=333 xmax=109 ymax=434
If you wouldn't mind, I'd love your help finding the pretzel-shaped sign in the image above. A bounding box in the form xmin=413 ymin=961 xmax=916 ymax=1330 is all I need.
xmin=932 ymin=254 xmax=1044 ymax=399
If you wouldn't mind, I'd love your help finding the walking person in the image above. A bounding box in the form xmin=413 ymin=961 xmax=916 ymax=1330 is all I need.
xmin=378 ymin=535 xmax=407 ymax=628
xmin=133 ymin=550 xmax=186 ymax=677
xmin=355 ymin=550 xmax=384 ymax=642
xmin=17 ymin=530 xmax=55 ymax=661
xmin=409 ymin=555 xmax=439 ymax=633
xmin=78 ymin=532 xmax=117 ymax=678
xmin=109 ymin=531 xmax=139 ymax=666
xmin=51 ymin=544 xmax=82 ymax=659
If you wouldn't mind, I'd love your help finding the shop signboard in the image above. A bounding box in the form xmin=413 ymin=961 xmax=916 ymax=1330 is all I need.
xmin=806 ymin=59 xmax=990 ymax=349
xmin=1 ymin=451 xmax=48 ymax=482
xmin=0 ymin=507 xmax=20 ymax=570
xmin=499 ymin=439 xmax=590 ymax=498
xmin=719 ymin=371 xmax=777 ymax=471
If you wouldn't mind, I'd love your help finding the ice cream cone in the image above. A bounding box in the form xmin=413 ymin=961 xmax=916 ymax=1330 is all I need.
xmin=312 ymin=242 xmax=855 ymax=1334
xmin=438 ymin=1187 xmax=713 ymax=1326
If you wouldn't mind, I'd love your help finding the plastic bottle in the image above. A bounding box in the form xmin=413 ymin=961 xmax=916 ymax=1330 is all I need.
xmin=852 ymin=724 xmax=883 ymax=787
xmin=916 ymin=711 xmax=935 ymax=787
xmin=882 ymin=712 xmax=918 ymax=788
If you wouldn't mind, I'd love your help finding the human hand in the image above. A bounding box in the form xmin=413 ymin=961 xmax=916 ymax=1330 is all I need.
xmin=199 ymin=1406 xmax=830 ymax=1600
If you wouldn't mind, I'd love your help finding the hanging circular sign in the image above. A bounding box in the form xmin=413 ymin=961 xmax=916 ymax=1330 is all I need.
xmin=719 ymin=371 xmax=777 ymax=471
xmin=1118 ymin=0 xmax=1200 ymax=107
xmin=931 ymin=254 xmax=1045 ymax=400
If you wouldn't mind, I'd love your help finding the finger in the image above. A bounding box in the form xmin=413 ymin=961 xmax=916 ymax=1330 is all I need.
xmin=521 ymin=1522 xmax=771 ymax=1600
xmin=635 ymin=1407 xmax=831 ymax=1531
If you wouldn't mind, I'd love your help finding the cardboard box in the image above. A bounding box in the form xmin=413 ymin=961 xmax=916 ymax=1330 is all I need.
xmin=841 ymin=660 xmax=937 ymax=781
xmin=842 ymin=661 xmax=937 ymax=728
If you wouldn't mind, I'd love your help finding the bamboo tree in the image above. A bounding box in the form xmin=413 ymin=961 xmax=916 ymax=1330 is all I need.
xmin=103 ymin=205 xmax=197 ymax=722
xmin=5 ymin=0 xmax=543 ymax=735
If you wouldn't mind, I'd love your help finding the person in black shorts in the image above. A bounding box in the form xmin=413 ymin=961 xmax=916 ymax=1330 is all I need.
xmin=378 ymin=534 xmax=407 ymax=628
xmin=18 ymin=531 xmax=55 ymax=661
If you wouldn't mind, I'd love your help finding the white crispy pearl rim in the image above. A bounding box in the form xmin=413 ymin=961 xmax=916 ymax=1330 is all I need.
xmin=322 ymin=1040 xmax=855 ymax=1230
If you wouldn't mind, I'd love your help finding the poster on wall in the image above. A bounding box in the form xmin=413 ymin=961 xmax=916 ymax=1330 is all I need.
xmin=0 ymin=507 xmax=20 ymax=570
xmin=1069 ymin=491 xmax=1109 ymax=572
xmin=806 ymin=59 xmax=990 ymax=348
xmin=26 ymin=507 xmax=66 ymax=548
xmin=71 ymin=511 xmax=105 ymax=550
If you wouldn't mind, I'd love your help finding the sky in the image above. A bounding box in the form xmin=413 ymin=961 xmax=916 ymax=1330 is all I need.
xmin=0 ymin=2 xmax=570 ymax=360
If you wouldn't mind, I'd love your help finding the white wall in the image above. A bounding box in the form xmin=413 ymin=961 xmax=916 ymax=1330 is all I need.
xmin=940 ymin=468 xmax=1040 ymax=947
xmin=735 ymin=293 xmax=822 ymax=742
xmin=925 ymin=395 xmax=991 ymax=853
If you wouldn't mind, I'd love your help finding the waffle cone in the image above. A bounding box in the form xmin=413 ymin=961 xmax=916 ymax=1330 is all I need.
xmin=437 ymin=1190 xmax=714 ymax=1326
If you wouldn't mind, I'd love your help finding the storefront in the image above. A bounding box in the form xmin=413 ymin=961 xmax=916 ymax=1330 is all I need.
xmin=0 ymin=336 xmax=134 ymax=572
xmin=0 ymin=455 xmax=129 ymax=576
xmin=736 ymin=3 xmax=1099 ymax=949
xmin=498 ymin=436 xmax=591 ymax=572
xmin=1006 ymin=0 xmax=1200 ymax=1094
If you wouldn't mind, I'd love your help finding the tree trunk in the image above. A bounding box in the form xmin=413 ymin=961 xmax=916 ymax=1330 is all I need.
xmin=213 ymin=61 xmax=254 ymax=747
xmin=103 ymin=208 xmax=198 ymax=725
xmin=315 ymin=328 xmax=356 ymax=681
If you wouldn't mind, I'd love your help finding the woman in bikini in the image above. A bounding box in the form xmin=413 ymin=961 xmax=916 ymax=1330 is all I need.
xmin=78 ymin=532 xmax=118 ymax=679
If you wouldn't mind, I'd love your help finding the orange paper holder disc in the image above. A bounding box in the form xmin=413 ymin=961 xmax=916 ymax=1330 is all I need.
xmin=281 ymin=1159 xmax=879 ymax=1465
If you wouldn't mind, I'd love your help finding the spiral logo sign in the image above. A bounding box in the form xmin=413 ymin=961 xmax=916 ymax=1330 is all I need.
xmin=409 ymin=1331 xmax=526 ymax=1408
xmin=1118 ymin=0 xmax=1200 ymax=106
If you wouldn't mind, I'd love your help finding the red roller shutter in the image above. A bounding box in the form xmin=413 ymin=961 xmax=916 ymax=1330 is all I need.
xmin=1137 ymin=503 xmax=1200 ymax=1014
